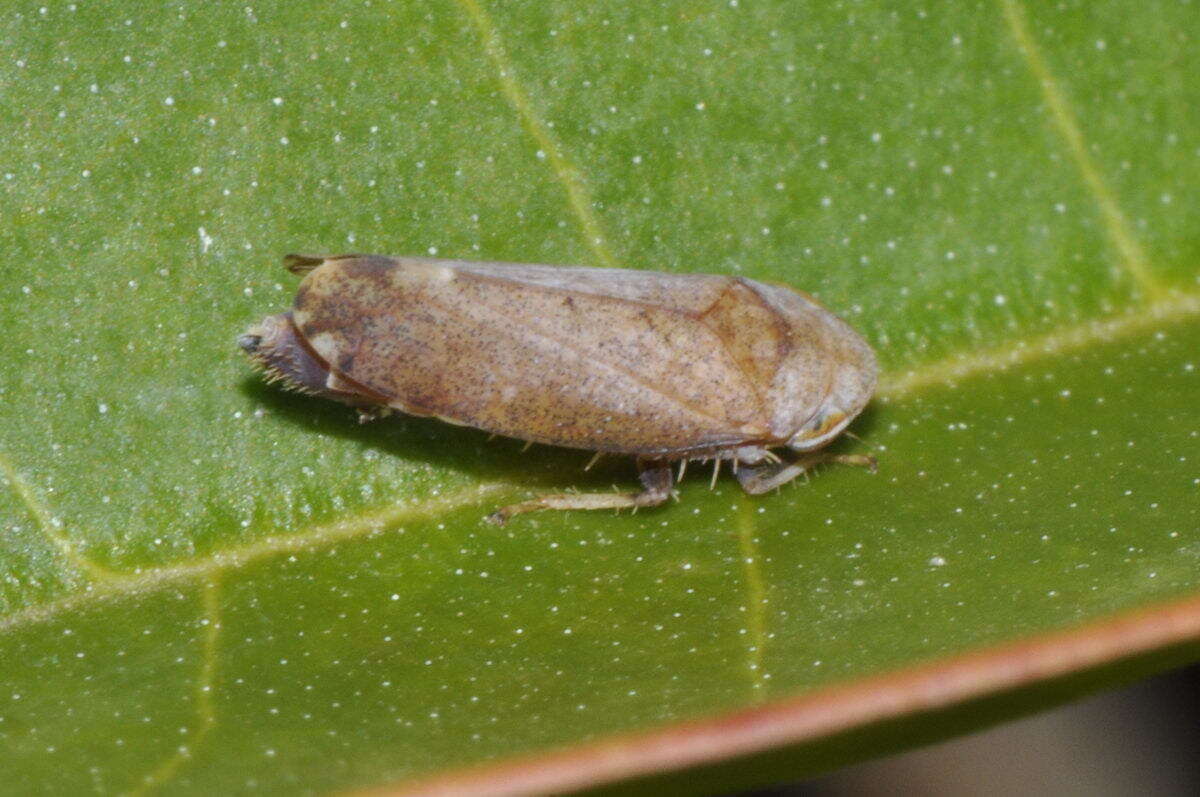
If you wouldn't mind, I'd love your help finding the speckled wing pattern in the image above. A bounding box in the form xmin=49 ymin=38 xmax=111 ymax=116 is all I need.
xmin=291 ymin=257 xmax=839 ymax=456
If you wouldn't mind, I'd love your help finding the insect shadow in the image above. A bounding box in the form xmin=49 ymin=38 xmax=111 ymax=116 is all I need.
xmin=239 ymin=376 xmax=883 ymax=499
xmin=238 ymin=376 xmax=629 ymax=491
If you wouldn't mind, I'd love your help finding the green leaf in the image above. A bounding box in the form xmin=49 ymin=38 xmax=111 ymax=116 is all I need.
xmin=2 ymin=1 xmax=1197 ymax=794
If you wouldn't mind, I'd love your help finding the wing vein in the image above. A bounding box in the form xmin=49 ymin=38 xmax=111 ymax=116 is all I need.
xmin=420 ymin=288 xmax=739 ymax=433
xmin=698 ymin=279 xmax=773 ymax=418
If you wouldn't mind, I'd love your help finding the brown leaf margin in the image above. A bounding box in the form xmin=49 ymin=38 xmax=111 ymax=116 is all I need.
xmin=360 ymin=591 xmax=1200 ymax=796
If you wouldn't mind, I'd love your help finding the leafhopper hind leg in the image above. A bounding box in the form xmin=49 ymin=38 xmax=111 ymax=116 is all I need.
xmin=486 ymin=460 xmax=674 ymax=525
xmin=734 ymin=452 xmax=876 ymax=495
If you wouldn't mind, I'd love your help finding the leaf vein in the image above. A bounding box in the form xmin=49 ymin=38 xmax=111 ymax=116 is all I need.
xmin=128 ymin=578 xmax=222 ymax=795
xmin=878 ymin=290 xmax=1199 ymax=399
xmin=736 ymin=500 xmax=770 ymax=700
xmin=999 ymin=0 xmax=1166 ymax=299
xmin=0 ymin=482 xmax=514 ymax=633
xmin=0 ymin=449 xmax=116 ymax=582
xmin=454 ymin=0 xmax=619 ymax=269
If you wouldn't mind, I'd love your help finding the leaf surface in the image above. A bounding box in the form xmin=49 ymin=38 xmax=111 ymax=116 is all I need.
xmin=1 ymin=1 xmax=1198 ymax=793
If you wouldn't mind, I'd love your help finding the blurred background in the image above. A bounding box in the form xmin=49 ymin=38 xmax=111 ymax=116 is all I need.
xmin=753 ymin=661 xmax=1200 ymax=796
